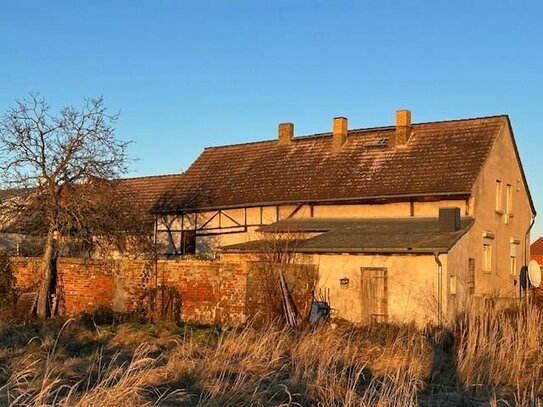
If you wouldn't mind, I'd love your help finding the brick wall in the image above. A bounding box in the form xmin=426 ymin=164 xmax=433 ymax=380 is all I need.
xmin=11 ymin=257 xmax=118 ymax=315
xmin=10 ymin=257 xmax=316 ymax=326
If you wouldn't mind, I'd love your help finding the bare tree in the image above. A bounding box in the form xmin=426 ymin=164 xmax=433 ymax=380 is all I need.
xmin=253 ymin=230 xmax=305 ymax=264
xmin=0 ymin=93 xmax=130 ymax=318
xmin=251 ymin=231 xmax=318 ymax=326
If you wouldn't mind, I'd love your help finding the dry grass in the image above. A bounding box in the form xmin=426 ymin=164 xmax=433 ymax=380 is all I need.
xmin=0 ymin=304 xmax=543 ymax=406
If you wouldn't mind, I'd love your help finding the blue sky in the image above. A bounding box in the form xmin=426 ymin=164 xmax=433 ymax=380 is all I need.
xmin=1 ymin=1 xmax=543 ymax=236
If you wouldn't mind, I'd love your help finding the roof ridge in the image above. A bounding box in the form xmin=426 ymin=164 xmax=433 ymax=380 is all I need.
xmin=414 ymin=114 xmax=507 ymax=127
xmin=204 ymin=114 xmax=507 ymax=150
xmin=120 ymin=173 xmax=183 ymax=181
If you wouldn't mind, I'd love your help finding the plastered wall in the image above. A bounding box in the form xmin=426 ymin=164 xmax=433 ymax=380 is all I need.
xmin=469 ymin=119 xmax=533 ymax=298
xmin=309 ymin=253 xmax=446 ymax=326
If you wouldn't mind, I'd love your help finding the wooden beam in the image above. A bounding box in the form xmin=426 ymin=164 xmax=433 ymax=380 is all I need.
xmin=198 ymin=210 xmax=220 ymax=229
xmin=287 ymin=204 xmax=303 ymax=219
xmin=157 ymin=223 xmax=262 ymax=233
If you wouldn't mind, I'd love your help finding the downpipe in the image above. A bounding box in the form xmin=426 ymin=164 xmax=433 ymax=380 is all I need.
xmin=521 ymin=215 xmax=536 ymax=300
xmin=524 ymin=216 xmax=535 ymax=268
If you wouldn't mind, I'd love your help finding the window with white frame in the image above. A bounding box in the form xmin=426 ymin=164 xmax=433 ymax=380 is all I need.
xmin=510 ymin=256 xmax=517 ymax=276
xmin=505 ymin=184 xmax=513 ymax=224
xmin=482 ymin=232 xmax=494 ymax=273
xmin=510 ymin=238 xmax=520 ymax=276
xmin=495 ymin=180 xmax=503 ymax=213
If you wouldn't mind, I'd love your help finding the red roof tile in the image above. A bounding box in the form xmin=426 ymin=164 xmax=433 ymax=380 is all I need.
xmin=153 ymin=116 xmax=506 ymax=213
xmin=531 ymin=237 xmax=543 ymax=256
xmin=117 ymin=174 xmax=184 ymax=219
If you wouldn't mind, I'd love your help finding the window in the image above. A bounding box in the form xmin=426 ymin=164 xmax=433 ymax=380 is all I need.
xmin=180 ymin=230 xmax=196 ymax=255
xmin=450 ymin=275 xmax=457 ymax=295
xmin=510 ymin=238 xmax=520 ymax=276
xmin=482 ymin=232 xmax=494 ymax=274
xmin=505 ymin=184 xmax=513 ymax=224
xmin=510 ymin=256 xmax=517 ymax=276
xmin=495 ymin=180 xmax=503 ymax=213
xmin=483 ymin=243 xmax=492 ymax=273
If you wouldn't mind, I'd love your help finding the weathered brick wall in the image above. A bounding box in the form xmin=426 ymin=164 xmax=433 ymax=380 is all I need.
xmin=10 ymin=257 xmax=42 ymax=290
xmin=10 ymin=258 xmax=316 ymax=326
xmin=159 ymin=260 xmax=247 ymax=325
xmin=10 ymin=257 xmax=252 ymax=325
xmin=57 ymin=259 xmax=117 ymax=314
xmin=11 ymin=258 xmax=117 ymax=314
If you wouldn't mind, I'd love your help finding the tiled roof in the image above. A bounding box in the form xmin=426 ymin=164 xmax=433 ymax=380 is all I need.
xmin=117 ymin=174 xmax=185 ymax=219
xmin=222 ymin=216 xmax=474 ymax=254
xmin=0 ymin=174 xmax=185 ymax=233
xmin=531 ymin=237 xmax=543 ymax=256
xmin=153 ymin=116 xmax=506 ymax=213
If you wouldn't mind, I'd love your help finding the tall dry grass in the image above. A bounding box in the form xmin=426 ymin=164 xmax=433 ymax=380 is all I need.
xmin=0 ymin=303 xmax=543 ymax=406
xmin=456 ymin=303 xmax=543 ymax=405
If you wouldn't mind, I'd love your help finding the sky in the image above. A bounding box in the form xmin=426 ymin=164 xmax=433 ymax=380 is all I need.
xmin=1 ymin=1 xmax=543 ymax=237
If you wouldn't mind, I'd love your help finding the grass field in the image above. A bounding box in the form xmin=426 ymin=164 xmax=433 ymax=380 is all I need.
xmin=0 ymin=304 xmax=542 ymax=406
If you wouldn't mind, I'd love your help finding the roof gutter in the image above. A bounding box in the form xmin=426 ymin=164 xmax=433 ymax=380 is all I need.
xmin=222 ymin=247 xmax=452 ymax=255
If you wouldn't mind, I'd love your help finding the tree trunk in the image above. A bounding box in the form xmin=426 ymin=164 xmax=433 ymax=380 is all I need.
xmin=36 ymin=230 xmax=56 ymax=318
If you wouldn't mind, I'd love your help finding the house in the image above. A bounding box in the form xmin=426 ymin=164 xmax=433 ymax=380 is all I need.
xmin=151 ymin=110 xmax=535 ymax=324
xmin=0 ymin=175 xmax=185 ymax=258
xmin=0 ymin=188 xmax=44 ymax=256
xmin=531 ymin=237 xmax=543 ymax=265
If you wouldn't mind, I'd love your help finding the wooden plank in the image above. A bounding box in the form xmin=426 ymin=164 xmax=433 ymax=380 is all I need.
xmin=361 ymin=267 xmax=388 ymax=323
xmin=15 ymin=292 xmax=38 ymax=316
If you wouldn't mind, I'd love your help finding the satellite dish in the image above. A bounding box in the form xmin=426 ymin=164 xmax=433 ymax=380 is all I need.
xmin=528 ymin=260 xmax=542 ymax=288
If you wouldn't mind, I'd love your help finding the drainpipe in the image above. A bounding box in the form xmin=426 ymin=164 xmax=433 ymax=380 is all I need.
xmin=524 ymin=216 xmax=535 ymax=268
xmin=522 ymin=215 xmax=536 ymax=300
xmin=433 ymin=251 xmax=443 ymax=326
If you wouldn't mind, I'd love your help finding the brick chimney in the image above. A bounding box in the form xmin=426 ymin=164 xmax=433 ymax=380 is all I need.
xmin=278 ymin=122 xmax=294 ymax=145
xmin=333 ymin=117 xmax=348 ymax=152
xmin=439 ymin=207 xmax=461 ymax=232
xmin=395 ymin=109 xmax=411 ymax=147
